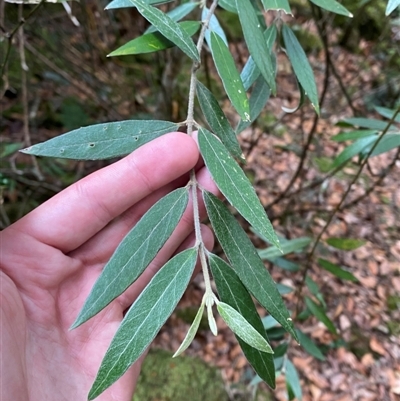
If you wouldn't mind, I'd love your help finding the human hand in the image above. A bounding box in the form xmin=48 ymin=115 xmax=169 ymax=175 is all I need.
xmin=0 ymin=132 xmax=218 ymax=401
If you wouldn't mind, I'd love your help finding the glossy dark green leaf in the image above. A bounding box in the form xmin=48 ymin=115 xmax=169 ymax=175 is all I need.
xmin=145 ymin=2 xmax=199 ymax=33
xmin=236 ymin=0 xmax=276 ymax=93
xmin=261 ymin=0 xmax=291 ymax=14
xmin=318 ymin=258 xmax=358 ymax=282
xmin=309 ymin=0 xmax=352 ymax=17
xmin=332 ymin=130 xmax=378 ymax=142
xmin=203 ymin=191 xmax=297 ymax=339
xmin=217 ymin=302 xmax=273 ymax=353
xmin=196 ymin=82 xmax=243 ymax=161
xmin=199 ymin=129 xmax=279 ymax=248
xmin=282 ymin=24 xmax=319 ymax=114
xmin=71 ymin=188 xmax=189 ymax=329
xmin=295 ymin=329 xmax=325 ymax=361
xmin=236 ymin=75 xmax=271 ymax=134
xmin=285 ymin=359 xmax=303 ymax=400
xmin=326 ymin=237 xmax=366 ymax=251
xmin=202 ymin=6 xmax=228 ymax=46
xmin=210 ymin=32 xmax=250 ymax=121
xmin=20 ymin=120 xmax=179 ymax=160
xmin=386 ymin=0 xmax=400 ymax=16
xmin=209 ymin=254 xmax=275 ymax=388
xmin=109 ymin=21 xmax=200 ymax=56
xmin=258 ymin=237 xmax=311 ymax=261
xmin=331 ymin=136 xmax=377 ymax=168
xmin=305 ymin=297 xmax=337 ymax=334
xmin=88 ymin=248 xmax=198 ymax=400
xmin=127 ymin=0 xmax=199 ymax=61
xmin=106 ymin=0 xmax=172 ymax=9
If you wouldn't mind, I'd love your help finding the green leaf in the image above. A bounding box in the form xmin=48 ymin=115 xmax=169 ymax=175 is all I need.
xmin=0 ymin=142 xmax=23 ymax=158
xmin=209 ymin=254 xmax=275 ymax=388
xmin=309 ymin=0 xmax=352 ymax=17
xmin=127 ymin=0 xmax=199 ymax=61
xmin=145 ymin=2 xmax=199 ymax=33
xmin=236 ymin=75 xmax=271 ymax=134
xmin=369 ymin=134 xmax=400 ymax=157
xmin=218 ymin=0 xmax=238 ymax=13
xmin=374 ymin=106 xmax=400 ymax=123
xmin=262 ymin=315 xmax=278 ymax=330
xmin=198 ymin=129 xmax=279 ymax=248
xmin=203 ymin=191 xmax=297 ymax=340
xmin=209 ymin=32 xmax=250 ymax=121
xmin=305 ymin=297 xmax=337 ymax=334
xmin=282 ymin=24 xmax=319 ymax=114
xmin=295 ymin=329 xmax=325 ymax=361
xmin=258 ymin=237 xmax=311 ymax=261
xmin=88 ymin=248 xmax=198 ymax=400
xmin=109 ymin=21 xmax=200 ymax=56
xmin=236 ymin=0 xmax=276 ymax=93
xmin=332 ymin=130 xmax=378 ymax=142
xmin=285 ymin=360 xmax=302 ymax=400
xmin=318 ymin=258 xmax=358 ymax=282
xmin=20 ymin=120 xmax=179 ymax=160
xmin=272 ymin=258 xmax=300 ymax=272
xmin=106 ymin=0 xmax=172 ymax=9
xmin=202 ymin=7 xmax=228 ymax=46
xmin=71 ymin=188 xmax=189 ymax=329
xmin=340 ymin=117 xmax=390 ymax=131
xmin=331 ymin=136 xmax=377 ymax=168
xmin=261 ymin=0 xmax=292 ymax=14
xmin=217 ymin=302 xmax=273 ymax=353
xmin=386 ymin=0 xmax=400 ymax=15
xmin=196 ymin=82 xmax=244 ymax=161
xmin=326 ymin=237 xmax=366 ymax=251
xmin=173 ymin=302 xmax=205 ymax=357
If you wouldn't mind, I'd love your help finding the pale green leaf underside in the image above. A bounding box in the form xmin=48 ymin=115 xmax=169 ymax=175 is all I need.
xmin=210 ymin=254 xmax=275 ymax=387
xmin=217 ymin=302 xmax=273 ymax=353
xmin=261 ymin=0 xmax=292 ymax=14
xmin=106 ymin=0 xmax=172 ymax=10
xmin=202 ymin=6 xmax=228 ymax=46
xmin=282 ymin=24 xmax=319 ymax=114
xmin=285 ymin=359 xmax=303 ymax=400
xmin=236 ymin=0 xmax=276 ymax=93
xmin=203 ymin=191 xmax=297 ymax=340
xmin=258 ymin=237 xmax=311 ymax=261
xmin=88 ymin=248 xmax=198 ymax=400
xmin=71 ymin=188 xmax=189 ymax=329
xmin=198 ymin=129 xmax=279 ymax=248
xmin=109 ymin=21 xmax=200 ymax=56
xmin=210 ymin=32 xmax=250 ymax=121
xmin=386 ymin=0 xmax=400 ymax=15
xmin=196 ymin=82 xmax=243 ymax=160
xmin=218 ymin=0 xmax=237 ymax=13
xmin=127 ymin=0 xmax=199 ymax=61
xmin=309 ymin=0 xmax=352 ymax=17
xmin=20 ymin=120 xmax=179 ymax=160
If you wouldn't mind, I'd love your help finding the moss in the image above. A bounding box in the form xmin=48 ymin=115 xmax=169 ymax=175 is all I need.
xmin=388 ymin=321 xmax=400 ymax=336
xmin=134 ymin=349 xmax=229 ymax=401
xmin=387 ymin=294 xmax=400 ymax=311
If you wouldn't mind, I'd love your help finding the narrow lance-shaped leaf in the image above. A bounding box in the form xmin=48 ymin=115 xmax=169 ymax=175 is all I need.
xmin=305 ymin=296 xmax=337 ymax=335
xmin=198 ymin=128 xmax=279 ymax=248
xmin=261 ymin=0 xmax=292 ymax=15
xmin=236 ymin=0 xmax=276 ymax=93
xmin=202 ymin=6 xmax=228 ymax=47
xmin=20 ymin=120 xmax=179 ymax=160
xmin=258 ymin=237 xmax=311 ymax=261
xmin=203 ymin=191 xmax=297 ymax=340
xmin=209 ymin=32 xmax=250 ymax=121
xmin=209 ymin=254 xmax=275 ymax=388
xmin=106 ymin=0 xmax=172 ymax=9
xmin=196 ymin=82 xmax=243 ymax=160
xmin=217 ymin=302 xmax=273 ymax=353
xmin=318 ymin=259 xmax=358 ymax=282
xmin=282 ymin=24 xmax=319 ymax=114
xmin=332 ymin=130 xmax=378 ymax=142
xmin=340 ymin=117 xmax=393 ymax=131
xmin=218 ymin=0 xmax=237 ymax=13
xmin=295 ymin=329 xmax=325 ymax=361
xmin=285 ymin=359 xmax=303 ymax=401
xmin=109 ymin=21 xmax=200 ymax=56
xmin=326 ymin=237 xmax=366 ymax=251
xmin=309 ymin=0 xmax=352 ymax=17
xmin=386 ymin=0 xmax=400 ymax=16
xmin=127 ymin=0 xmax=199 ymax=61
xmin=71 ymin=188 xmax=189 ymax=329
xmin=88 ymin=248 xmax=198 ymax=400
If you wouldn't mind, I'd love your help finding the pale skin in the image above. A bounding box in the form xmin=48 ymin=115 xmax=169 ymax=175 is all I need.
xmin=0 ymin=132 xmax=219 ymax=401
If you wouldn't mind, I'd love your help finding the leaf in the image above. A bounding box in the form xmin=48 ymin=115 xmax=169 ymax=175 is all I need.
xmin=88 ymin=248 xmax=198 ymax=400
xmin=203 ymin=191 xmax=297 ymax=340
xmin=285 ymin=359 xmax=303 ymax=400
xmin=20 ymin=120 xmax=179 ymax=160
xmin=145 ymin=2 xmax=199 ymax=33
xmin=217 ymin=302 xmax=273 ymax=353
xmin=386 ymin=0 xmax=400 ymax=15
xmin=374 ymin=106 xmax=400 ymax=122
xmin=202 ymin=6 xmax=228 ymax=47
xmin=318 ymin=258 xmax=358 ymax=282
xmin=209 ymin=254 xmax=275 ymax=388
xmin=331 ymin=136 xmax=377 ymax=168
xmin=173 ymin=302 xmax=205 ymax=357
xmin=309 ymin=0 xmax=352 ymax=17
xmin=218 ymin=0 xmax=238 ymax=13
xmin=340 ymin=117 xmax=391 ymax=131
xmin=295 ymin=329 xmax=325 ymax=361
xmin=326 ymin=237 xmax=366 ymax=251
xmin=196 ymin=82 xmax=243 ymax=160
xmin=332 ymin=130 xmax=378 ymax=142
xmin=305 ymin=297 xmax=337 ymax=335
xmin=369 ymin=133 xmax=400 ymax=157
xmin=261 ymin=0 xmax=292 ymax=15
xmin=71 ymin=188 xmax=189 ymax=329
xmin=282 ymin=24 xmax=319 ymax=114
xmin=262 ymin=315 xmax=278 ymax=330
xmin=209 ymin=32 xmax=250 ymax=121
xmin=236 ymin=75 xmax=271 ymax=134
xmin=273 ymin=258 xmax=300 ymax=272
xmin=258 ymin=237 xmax=311 ymax=261
xmin=198 ymin=129 xmax=279 ymax=248
xmin=108 ymin=21 xmax=200 ymax=56
xmin=106 ymin=0 xmax=172 ymax=9
xmin=236 ymin=0 xmax=276 ymax=93
xmin=0 ymin=142 xmax=23 ymax=158
xmin=127 ymin=0 xmax=199 ymax=61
